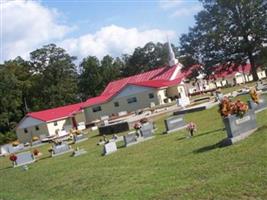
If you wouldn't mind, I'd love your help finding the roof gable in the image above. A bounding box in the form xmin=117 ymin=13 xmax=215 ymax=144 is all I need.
xmin=27 ymin=102 xmax=84 ymax=122
xmin=17 ymin=117 xmax=45 ymax=129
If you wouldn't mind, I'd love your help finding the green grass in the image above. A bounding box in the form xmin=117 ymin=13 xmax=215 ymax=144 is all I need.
xmin=0 ymin=95 xmax=266 ymax=200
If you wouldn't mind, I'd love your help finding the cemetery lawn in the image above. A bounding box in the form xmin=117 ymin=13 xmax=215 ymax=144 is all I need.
xmin=0 ymin=96 xmax=267 ymax=200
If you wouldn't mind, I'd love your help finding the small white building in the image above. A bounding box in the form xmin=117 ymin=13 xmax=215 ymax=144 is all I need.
xmin=16 ymin=103 xmax=86 ymax=143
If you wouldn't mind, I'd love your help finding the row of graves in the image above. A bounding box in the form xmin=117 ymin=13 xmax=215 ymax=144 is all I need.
xmin=101 ymin=115 xmax=191 ymax=155
xmin=5 ymin=85 xmax=267 ymax=168
xmin=6 ymin=129 xmax=89 ymax=168
xmin=102 ymin=119 xmax=156 ymax=155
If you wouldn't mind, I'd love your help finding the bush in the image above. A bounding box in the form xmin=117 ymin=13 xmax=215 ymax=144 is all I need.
xmin=0 ymin=131 xmax=17 ymax=145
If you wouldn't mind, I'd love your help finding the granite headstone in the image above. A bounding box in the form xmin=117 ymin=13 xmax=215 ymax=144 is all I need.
xmin=14 ymin=152 xmax=35 ymax=167
xmin=223 ymin=110 xmax=257 ymax=141
xmin=164 ymin=116 xmax=187 ymax=133
xmin=52 ymin=143 xmax=73 ymax=157
xmin=123 ymin=133 xmax=137 ymax=146
xmin=103 ymin=141 xmax=117 ymax=155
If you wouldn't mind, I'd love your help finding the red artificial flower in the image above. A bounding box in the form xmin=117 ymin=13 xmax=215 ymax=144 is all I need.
xmin=134 ymin=122 xmax=142 ymax=130
xmin=9 ymin=154 xmax=17 ymax=162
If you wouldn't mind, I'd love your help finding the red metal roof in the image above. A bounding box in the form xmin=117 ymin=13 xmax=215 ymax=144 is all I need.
xmin=27 ymin=102 xmax=84 ymax=122
xmin=211 ymin=64 xmax=252 ymax=79
xmin=101 ymin=65 xmax=180 ymax=96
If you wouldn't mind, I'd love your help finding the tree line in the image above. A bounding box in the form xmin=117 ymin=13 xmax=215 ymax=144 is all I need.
xmin=1 ymin=0 xmax=266 ymax=144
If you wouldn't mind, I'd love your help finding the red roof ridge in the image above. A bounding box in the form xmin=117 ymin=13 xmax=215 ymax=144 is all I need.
xmin=27 ymin=102 xmax=84 ymax=122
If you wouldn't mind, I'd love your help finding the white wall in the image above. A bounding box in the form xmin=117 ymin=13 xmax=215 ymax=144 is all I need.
xmin=84 ymin=86 xmax=160 ymax=123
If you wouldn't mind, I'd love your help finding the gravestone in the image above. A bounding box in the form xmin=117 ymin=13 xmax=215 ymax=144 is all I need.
xmin=164 ymin=116 xmax=187 ymax=133
xmin=223 ymin=110 xmax=257 ymax=144
xmin=13 ymin=152 xmax=35 ymax=167
xmin=51 ymin=143 xmax=73 ymax=157
xmin=248 ymin=99 xmax=267 ymax=113
xmin=6 ymin=144 xmax=25 ymax=154
xmin=98 ymin=121 xmax=130 ymax=135
xmin=140 ymin=123 xmax=154 ymax=138
xmin=177 ymin=96 xmax=190 ymax=107
xmin=103 ymin=141 xmax=117 ymax=155
xmin=123 ymin=132 xmax=137 ymax=147
xmin=256 ymin=82 xmax=266 ymax=91
xmin=73 ymin=134 xmax=88 ymax=143
xmin=77 ymin=122 xmax=86 ymax=131
xmin=72 ymin=148 xmax=87 ymax=157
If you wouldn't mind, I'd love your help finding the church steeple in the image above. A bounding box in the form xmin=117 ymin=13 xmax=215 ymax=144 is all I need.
xmin=168 ymin=39 xmax=178 ymax=66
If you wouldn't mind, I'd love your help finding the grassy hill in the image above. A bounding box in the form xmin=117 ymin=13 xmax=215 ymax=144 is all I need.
xmin=0 ymin=95 xmax=266 ymax=200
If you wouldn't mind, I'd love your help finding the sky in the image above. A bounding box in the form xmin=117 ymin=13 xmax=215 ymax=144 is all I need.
xmin=1 ymin=0 xmax=202 ymax=63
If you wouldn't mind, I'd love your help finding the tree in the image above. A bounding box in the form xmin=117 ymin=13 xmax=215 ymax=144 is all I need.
xmin=180 ymin=0 xmax=267 ymax=80
xmin=0 ymin=57 xmax=32 ymax=141
xmin=29 ymin=44 xmax=79 ymax=109
xmin=78 ymin=56 xmax=103 ymax=100
xmin=122 ymin=42 xmax=179 ymax=76
xmin=101 ymin=55 xmax=122 ymax=86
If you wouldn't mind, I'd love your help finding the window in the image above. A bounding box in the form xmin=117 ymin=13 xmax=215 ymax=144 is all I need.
xmin=92 ymin=106 xmax=102 ymax=112
xmin=54 ymin=121 xmax=58 ymax=126
xmin=24 ymin=128 xmax=28 ymax=133
xmin=114 ymin=102 xmax=119 ymax=107
xmin=148 ymin=93 xmax=154 ymax=99
xmin=127 ymin=97 xmax=137 ymax=104
xmin=35 ymin=126 xmax=39 ymax=131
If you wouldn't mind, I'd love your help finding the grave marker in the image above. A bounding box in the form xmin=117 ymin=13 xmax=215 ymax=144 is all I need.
xmin=13 ymin=152 xmax=35 ymax=167
xmin=103 ymin=142 xmax=117 ymax=155
xmin=164 ymin=116 xmax=187 ymax=133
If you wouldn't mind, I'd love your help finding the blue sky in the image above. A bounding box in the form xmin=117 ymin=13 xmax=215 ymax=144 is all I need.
xmin=1 ymin=0 xmax=202 ymax=63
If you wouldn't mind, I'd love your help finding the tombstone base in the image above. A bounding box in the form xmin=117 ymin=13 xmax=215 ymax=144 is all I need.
xmin=125 ymin=136 xmax=155 ymax=147
xmin=14 ymin=160 xmax=35 ymax=168
xmin=165 ymin=125 xmax=187 ymax=134
xmin=73 ymin=137 xmax=88 ymax=144
xmin=224 ymin=128 xmax=258 ymax=145
xmin=72 ymin=149 xmax=87 ymax=157
xmin=52 ymin=149 xmax=74 ymax=157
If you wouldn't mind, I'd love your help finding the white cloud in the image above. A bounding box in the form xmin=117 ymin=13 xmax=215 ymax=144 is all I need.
xmin=159 ymin=0 xmax=183 ymax=10
xmin=1 ymin=0 xmax=72 ymax=62
xmin=159 ymin=0 xmax=202 ymax=18
xmin=60 ymin=25 xmax=175 ymax=60
xmin=171 ymin=5 xmax=202 ymax=17
xmin=1 ymin=1 xmax=176 ymax=63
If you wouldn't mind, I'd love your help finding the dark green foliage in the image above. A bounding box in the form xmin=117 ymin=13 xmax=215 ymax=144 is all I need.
xmin=78 ymin=56 xmax=103 ymax=100
xmin=29 ymin=44 xmax=79 ymax=109
xmin=180 ymin=0 xmax=267 ymax=80
xmin=122 ymin=42 xmax=178 ymax=76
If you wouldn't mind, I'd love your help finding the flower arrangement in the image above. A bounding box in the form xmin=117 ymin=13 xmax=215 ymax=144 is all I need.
xmin=9 ymin=154 xmax=17 ymax=162
xmin=140 ymin=118 xmax=148 ymax=124
xmin=187 ymin=122 xmax=197 ymax=137
xmin=249 ymin=88 xmax=260 ymax=104
xmin=133 ymin=122 xmax=142 ymax=130
xmin=219 ymin=97 xmax=248 ymax=117
xmin=33 ymin=149 xmax=40 ymax=156
xmin=32 ymin=136 xmax=39 ymax=141
xmin=12 ymin=141 xmax=20 ymax=147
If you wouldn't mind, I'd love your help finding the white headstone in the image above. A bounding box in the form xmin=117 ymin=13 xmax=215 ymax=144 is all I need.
xmin=177 ymin=97 xmax=190 ymax=107
xmin=103 ymin=142 xmax=117 ymax=155
xmin=77 ymin=122 xmax=86 ymax=130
